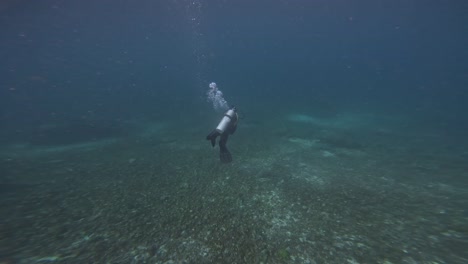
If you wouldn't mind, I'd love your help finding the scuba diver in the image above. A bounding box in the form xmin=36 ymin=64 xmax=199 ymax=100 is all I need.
xmin=206 ymin=106 xmax=239 ymax=163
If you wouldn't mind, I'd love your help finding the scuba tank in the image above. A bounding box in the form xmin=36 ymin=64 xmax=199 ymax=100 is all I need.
xmin=216 ymin=108 xmax=237 ymax=133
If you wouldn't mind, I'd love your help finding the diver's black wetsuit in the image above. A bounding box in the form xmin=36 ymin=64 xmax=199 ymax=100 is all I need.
xmin=206 ymin=109 xmax=238 ymax=163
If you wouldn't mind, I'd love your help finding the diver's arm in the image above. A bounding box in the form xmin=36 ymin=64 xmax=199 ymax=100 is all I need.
xmin=230 ymin=124 xmax=237 ymax=135
xmin=206 ymin=130 xmax=221 ymax=147
xmin=229 ymin=112 xmax=239 ymax=135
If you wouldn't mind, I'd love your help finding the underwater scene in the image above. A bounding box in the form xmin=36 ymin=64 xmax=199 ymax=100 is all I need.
xmin=1 ymin=1 xmax=467 ymax=263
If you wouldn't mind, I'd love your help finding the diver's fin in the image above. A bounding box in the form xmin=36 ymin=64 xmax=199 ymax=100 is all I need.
xmin=219 ymin=148 xmax=232 ymax=163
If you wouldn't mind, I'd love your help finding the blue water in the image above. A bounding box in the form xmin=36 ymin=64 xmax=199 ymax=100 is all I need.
xmin=1 ymin=1 xmax=467 ymax=263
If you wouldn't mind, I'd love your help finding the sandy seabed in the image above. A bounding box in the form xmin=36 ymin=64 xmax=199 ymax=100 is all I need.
xmin=1 ymin=113 xmax=467 ymax=264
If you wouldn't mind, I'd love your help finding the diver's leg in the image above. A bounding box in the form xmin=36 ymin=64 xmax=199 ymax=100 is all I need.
xmin=219 ymin=133 xmax=232 ymax=163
